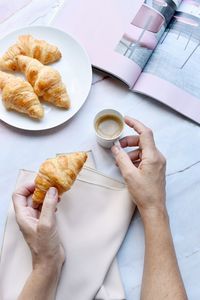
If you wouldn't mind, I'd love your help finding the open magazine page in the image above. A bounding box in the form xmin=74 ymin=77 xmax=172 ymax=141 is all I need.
xmin=133 ymin=0 xmax=200 ymax=123
xmin=52 ymin=0 xmax=144 ymax=87
xmin=115 ymin=0 xmax=178 ymax=81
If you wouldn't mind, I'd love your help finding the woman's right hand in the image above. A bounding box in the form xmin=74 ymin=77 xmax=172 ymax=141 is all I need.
xmin=12 ymin=185 xmax=65 ymax=270
xmin=112 ymin=116 xmax=167 ymax=220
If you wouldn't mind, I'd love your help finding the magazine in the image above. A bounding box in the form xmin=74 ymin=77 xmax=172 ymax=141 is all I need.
xmin=53 ymin=0 xmax=200 ymax=124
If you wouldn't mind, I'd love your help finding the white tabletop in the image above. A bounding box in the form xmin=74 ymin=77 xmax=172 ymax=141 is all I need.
xmin=0 ymin=1 xmax=200 ymax=299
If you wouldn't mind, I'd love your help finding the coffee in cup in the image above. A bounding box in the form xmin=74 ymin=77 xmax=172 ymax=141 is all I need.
xmin=94 ymin=109 xmax=124 ymax=148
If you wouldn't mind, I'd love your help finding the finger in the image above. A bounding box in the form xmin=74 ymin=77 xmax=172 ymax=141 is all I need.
xmin=125 ymin=116 xmax=151 ymax=134
xmin=124 ymin=116 xmax=156 ymax=152
xmin=120 ymin=135 xmax=139 ymax=148
xmin=112 ymin=145 xmax=136 ymax=179
xmin=39 ymin=187 xmax=58 ymax=225
xmin=115 ymin=149 xmax=140 ymax=167
xmin=128 ymin=149 xmax=141 ymax=162
xmin=13 ymin=183 xmax=35 ymax=213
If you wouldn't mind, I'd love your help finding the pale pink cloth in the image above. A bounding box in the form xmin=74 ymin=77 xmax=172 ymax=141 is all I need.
xmin=0 ymin=153 xmax=135 ymax=300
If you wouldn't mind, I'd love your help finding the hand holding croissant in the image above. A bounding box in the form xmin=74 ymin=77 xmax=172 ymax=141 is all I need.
xmin=32 ymin=152 xmax=88 ymax=205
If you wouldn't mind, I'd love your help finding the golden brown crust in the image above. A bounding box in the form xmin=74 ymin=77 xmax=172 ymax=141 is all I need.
xmin=18 ymin=35 xmax=61 ymax=64
xmin=0 ymin=71 xmax=44 ymax=119
xmin=0 ymin=44 xmax=24 ymax=71
xmin=0 ymin=35 xmax=61 ymax=72
xmin=16 ymin=55 xmax=70 ymax=109
xmin=32 ymin=152 xmax=88 ymax=205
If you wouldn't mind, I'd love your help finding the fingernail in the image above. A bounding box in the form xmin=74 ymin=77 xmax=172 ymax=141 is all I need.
xmin=48 ymin=187 xmax=57 ymax=197
xmin=111 ymin=145 xmax=120 ymax=156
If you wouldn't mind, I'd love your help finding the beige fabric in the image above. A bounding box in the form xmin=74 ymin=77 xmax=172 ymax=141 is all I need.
xmin=0 ymin=153 xmax=135 ymax=300
xmin=64 ymin=151 xmax=127 ymax=299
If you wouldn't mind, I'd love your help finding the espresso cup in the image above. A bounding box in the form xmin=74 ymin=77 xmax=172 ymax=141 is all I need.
xmin=94 ymin=109 xmax=124 ymax=148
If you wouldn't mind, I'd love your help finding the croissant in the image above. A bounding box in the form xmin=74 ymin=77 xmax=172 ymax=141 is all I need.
xmin=16 ymin=55 xmax=70 ymax=109
xmin=0 ymin=71 xmax=44 ymax=119
xmin=0 ymin=34 xmax=61 ymax=71
xmin=0 ymin=43 xmax=23 ymax=72
xmin=32 ymin=152 xmax=88 ymax=205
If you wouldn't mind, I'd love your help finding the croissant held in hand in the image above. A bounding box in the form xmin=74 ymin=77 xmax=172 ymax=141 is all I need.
xmin=0 ymin=71 xmax=44 ymax=119
xmin=32 ymin=152 xmax=88 ymax=205
xmin=16 ymin=55 xmax=70 ymax=109
xmin=0 ymin=34 xmax=61 ymax=71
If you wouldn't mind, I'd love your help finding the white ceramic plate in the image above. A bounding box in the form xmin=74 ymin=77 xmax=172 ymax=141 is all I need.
xmin=0 ymin=26 xmax=92 ymax=130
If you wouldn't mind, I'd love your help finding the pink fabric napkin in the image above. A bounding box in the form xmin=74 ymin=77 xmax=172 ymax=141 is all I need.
xmin=0 ymin=153 xmax=135 ymax=300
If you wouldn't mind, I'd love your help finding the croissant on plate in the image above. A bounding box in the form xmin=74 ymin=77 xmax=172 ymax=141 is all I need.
xmin=0 ymin=71 xmax=44 ymax=119
xmin=0 ymin=34 xmax=61 ymax=71
xmin=16 ymin=55 xmax=70 ymax=109
xmin=32 ymin=152 xmax=88 ymax=205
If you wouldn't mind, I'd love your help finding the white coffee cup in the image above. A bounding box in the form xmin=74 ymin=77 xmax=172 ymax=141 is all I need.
xmin=94 ymin=109 xmax=124 ymax=149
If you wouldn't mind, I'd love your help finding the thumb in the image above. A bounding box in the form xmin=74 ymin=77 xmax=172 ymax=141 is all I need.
xmin=111 ymin=145 xmax=136 ymax=179
xmin=40 ymin=187 xmax=58 ymax=225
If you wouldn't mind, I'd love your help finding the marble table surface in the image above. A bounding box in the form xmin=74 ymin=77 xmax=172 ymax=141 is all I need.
xmin=0 ymin=1 xmax=200 ymax=299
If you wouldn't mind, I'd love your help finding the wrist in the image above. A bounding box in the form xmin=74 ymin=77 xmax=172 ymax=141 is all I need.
xmin=139 ymin=205 xmax=169 ymax=226
xmin=32 ymin=246 xmax=65 ymax=271
xmin=33 ymin=258 xmax=63 ymax=277
xmin=32 ymin=252 xmax=65 ymax=274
